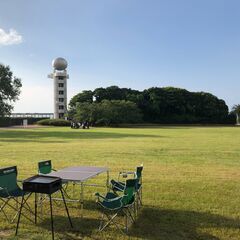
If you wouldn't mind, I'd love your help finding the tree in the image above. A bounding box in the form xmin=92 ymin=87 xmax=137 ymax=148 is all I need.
xmin=0 ymin=64 xmax=22 ymax=116
xmin=68 ymin=90 xmax=93 ymax=119
xmin=73 ymin=100 xmax=142 ymax=126
xmin=232 ymin=104 xmax=240 ymax=125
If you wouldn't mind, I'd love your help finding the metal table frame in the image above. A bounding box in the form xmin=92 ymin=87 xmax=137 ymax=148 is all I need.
xmin=46 ymin=166 xmax=109 ymax=215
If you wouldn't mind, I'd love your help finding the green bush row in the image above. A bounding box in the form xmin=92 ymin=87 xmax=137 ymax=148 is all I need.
xmin=37 ymin=119 xmax=70 ymax=126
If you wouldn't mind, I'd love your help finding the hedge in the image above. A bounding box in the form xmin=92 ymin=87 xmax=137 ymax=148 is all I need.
xmin=37 ymin=119 xmax=70 ymax=126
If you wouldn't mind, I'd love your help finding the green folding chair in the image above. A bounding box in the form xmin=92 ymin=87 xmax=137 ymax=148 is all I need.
xmin=111 ymin=165 xmax=143 ymax=207
xmin=95 ymin=179 xmax=137 ymax=233
xmin=38 ymin=160 xmax=56 ymax=174
xmin=0 ymin=166 xmax=34 ymax=223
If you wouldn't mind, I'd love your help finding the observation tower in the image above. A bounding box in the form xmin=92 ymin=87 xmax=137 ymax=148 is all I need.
xmin=48 ymin=57 xmax=69 ymax=119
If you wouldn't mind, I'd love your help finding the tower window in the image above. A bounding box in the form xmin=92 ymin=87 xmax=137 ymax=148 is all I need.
xmin=59 ymin=91 xmax=64 ymax=95
xmin=59 ymin=105 xmax=64 ymax=110
xmin=59 ymin=98 xmax=64 ymax=102
xmin=59 ymin=83 xmax=64 ymax=87
xmin=58 ymin=76 xmax=64 ymax=80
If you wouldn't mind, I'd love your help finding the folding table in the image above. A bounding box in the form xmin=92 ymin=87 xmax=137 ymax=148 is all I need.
xmin=47 ymin=166 xmax=109 ymax=215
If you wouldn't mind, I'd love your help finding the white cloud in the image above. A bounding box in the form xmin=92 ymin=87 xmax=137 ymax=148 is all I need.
xmin=0 ymin=28 xmax=23 ymax=46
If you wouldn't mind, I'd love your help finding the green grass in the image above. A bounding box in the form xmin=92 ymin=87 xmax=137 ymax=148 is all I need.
xmin=0 ymin=126 xmax=240 ymax=240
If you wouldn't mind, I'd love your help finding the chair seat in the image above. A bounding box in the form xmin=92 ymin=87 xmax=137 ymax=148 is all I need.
xmin=99 ymin=192 xmax=123 ymax=210
xmin=0 ymin=186 xmax=27 ymax=198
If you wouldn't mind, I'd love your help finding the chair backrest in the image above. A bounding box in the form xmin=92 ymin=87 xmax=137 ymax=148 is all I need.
xmin=38 ymin=160 xmax=52 ymax=174
xmin=136 ymin=165 xmax=143 ymax=181
xmin=122 ymin=179 xmax=137 ymax=205
xmin=0 ymin=166 xmax=18 ymax=192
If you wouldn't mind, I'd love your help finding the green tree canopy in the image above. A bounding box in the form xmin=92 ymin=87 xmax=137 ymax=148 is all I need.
xmin=69 ymin=86 xmax=230 ymax=124
xmin=0 ymin=64 xmax=22 ymax=116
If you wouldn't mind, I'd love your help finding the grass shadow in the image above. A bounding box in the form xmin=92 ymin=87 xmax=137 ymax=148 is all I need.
xmin=38 ymin=215 xmax=99 ymax=239
xmin=129 ymin=206 xmax=240 ymax=240
xmin=0 ymin=129 xmax=163 ymax=143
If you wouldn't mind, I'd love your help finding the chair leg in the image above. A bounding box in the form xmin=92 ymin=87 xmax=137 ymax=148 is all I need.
xmin=15 ymin=195 xmax=25 ymax=236
xmin=99 ymin=210 xmax=124 ymax=234
xmin=98 ymin=213 xmax=104 ymax=231
xmin=125 ymin=209 xmax=128 ymax=233
xmin=0 ymin=198 xmax=11 ymax=223
xmin=134 ymin=200 xmax=137 ymax=221
xmin=1 ymin=196 xmax=35 ymax=224
xmin=127 ymin=206 xmax=135 ymax=224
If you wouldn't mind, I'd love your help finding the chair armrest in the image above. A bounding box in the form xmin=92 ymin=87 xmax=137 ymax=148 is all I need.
xmin=118 ymin=171 xmax=136 ymax=180
xmin=95 ymin=192 xmax=107 ymax=201
xmin=95 ymin=192 xmax=122 ymax=203
xmin=119 ymin=171 xmax=135 ymax=175
xmin=52 ymin=169 xmax=57 ymax=172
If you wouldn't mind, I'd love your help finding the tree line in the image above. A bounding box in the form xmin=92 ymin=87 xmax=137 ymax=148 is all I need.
xmin=69 ymin=86 xmax=235 ymax=125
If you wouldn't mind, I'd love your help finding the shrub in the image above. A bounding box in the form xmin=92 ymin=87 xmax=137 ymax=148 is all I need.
xmin=37 ymin=119 xmax=70 ymax=126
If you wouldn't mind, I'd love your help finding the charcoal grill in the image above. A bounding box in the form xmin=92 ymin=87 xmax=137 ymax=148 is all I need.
xmin=23 ymin=175 xmax=62 ymax=194
xmin=15 ymin=175 xmax=73 ymax=240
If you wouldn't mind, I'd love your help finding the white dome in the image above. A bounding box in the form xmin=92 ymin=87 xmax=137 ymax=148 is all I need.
xmin=52 ymin=57 xmax=68 ymax=70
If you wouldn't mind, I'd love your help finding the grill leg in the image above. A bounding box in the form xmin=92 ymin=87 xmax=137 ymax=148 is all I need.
xmin=15 ymin=195 xmax=25 ymax=236
xmin=60 ymin=189 xmax=73 ymax=228
xmin=35 ymin=193 xmax=37 ymax=224
xmin=49 ymin=194 xmax=54 ymax=240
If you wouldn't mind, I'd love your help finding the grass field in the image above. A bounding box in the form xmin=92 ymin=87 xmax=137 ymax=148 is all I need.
xmin=0 ymin=126 xmax=240 ymax=240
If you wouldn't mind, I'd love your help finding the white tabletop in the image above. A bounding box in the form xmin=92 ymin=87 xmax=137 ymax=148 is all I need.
xmin=47 ymin=166 xmax=108 ymax=182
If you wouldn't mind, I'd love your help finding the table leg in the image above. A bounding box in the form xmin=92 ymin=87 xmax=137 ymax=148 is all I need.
xmin=60 ymin=189 xmax=73 ymax=228
xmin=49 ymin=194 xmax=54 ymax=240
xmin=72 ymin=182 xmax=75 ymax=198
xmin=107 ymin=171 xmax=110 ymax=190
xmin=80 ymin=182 xmax=84 ymax=217
xmin=15 ymin=194 xmax=25 ymax=236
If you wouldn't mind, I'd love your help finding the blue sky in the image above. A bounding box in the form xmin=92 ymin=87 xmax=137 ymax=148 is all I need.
xmin=0 ymin=0 xmax=239 ymax=112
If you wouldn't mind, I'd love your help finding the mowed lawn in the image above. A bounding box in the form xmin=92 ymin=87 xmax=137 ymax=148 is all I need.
xmin=0 ymin=126 xmax=240 ymax=240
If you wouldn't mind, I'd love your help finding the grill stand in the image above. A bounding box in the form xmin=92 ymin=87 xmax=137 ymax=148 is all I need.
xmin=15 ymin=188 xmax=73 ymax=240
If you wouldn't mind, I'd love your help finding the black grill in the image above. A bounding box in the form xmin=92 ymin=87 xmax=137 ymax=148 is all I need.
xmin=23 ymin=175 xmax=62 ymax=194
